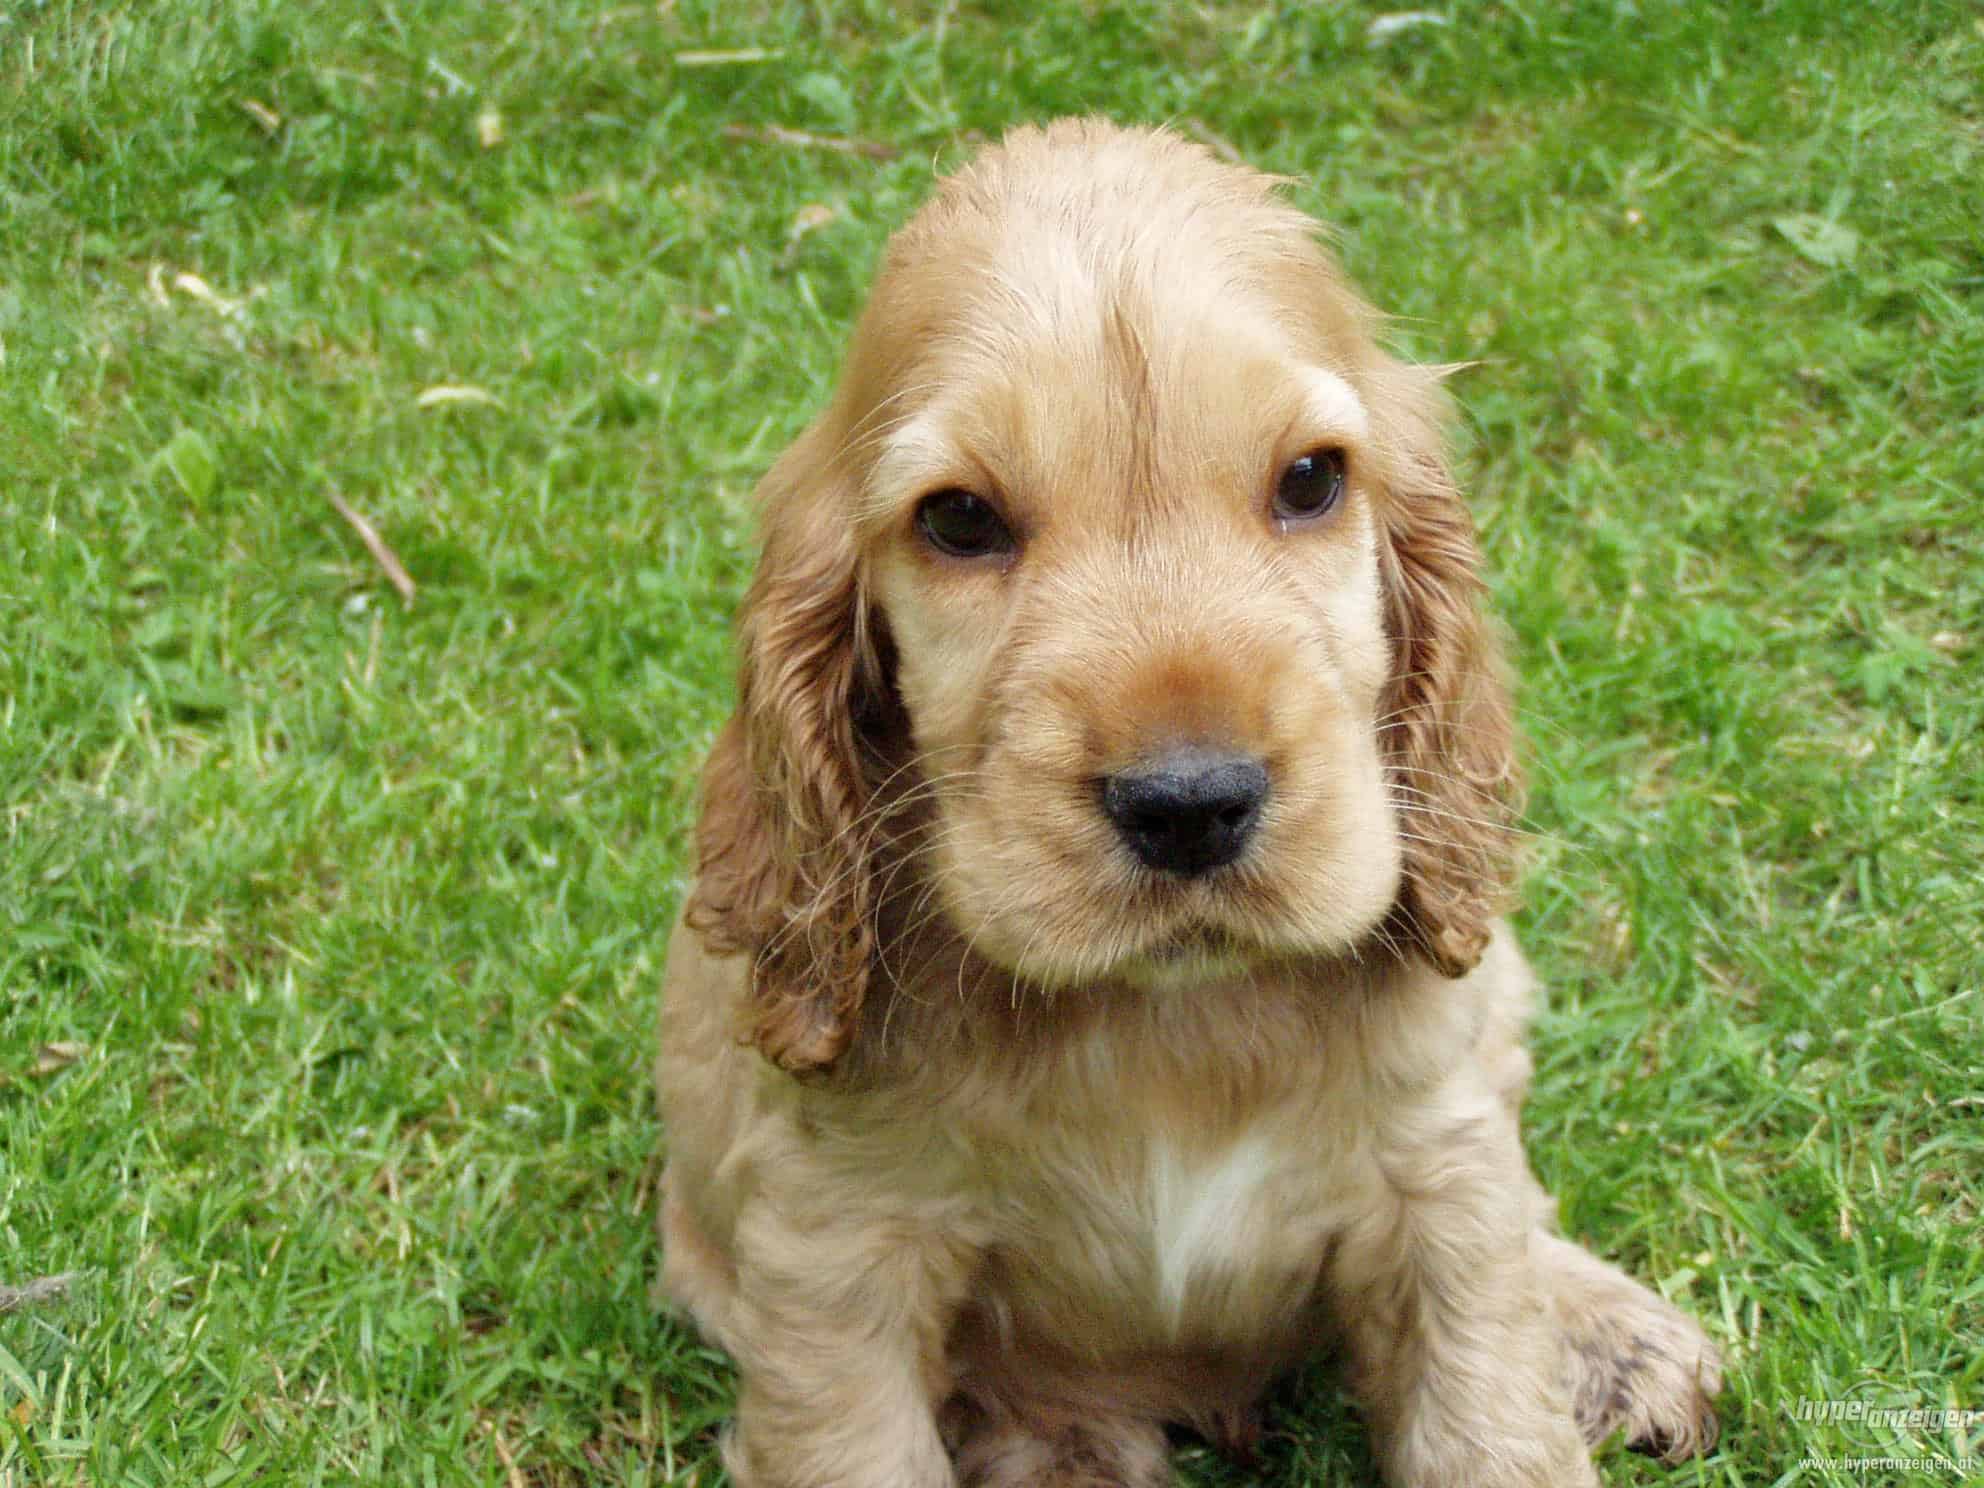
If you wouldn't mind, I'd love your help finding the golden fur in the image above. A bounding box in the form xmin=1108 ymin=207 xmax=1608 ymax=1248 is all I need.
xmin=656 ymin=119 xmax=1721 ymax=1487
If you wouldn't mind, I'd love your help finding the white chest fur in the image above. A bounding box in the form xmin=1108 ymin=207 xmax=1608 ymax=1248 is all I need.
xmin=1141 ymin=1125 xmax=1322 ymax=1337
xmin=1148 ymin=1131 xmax=1279 ymax=1325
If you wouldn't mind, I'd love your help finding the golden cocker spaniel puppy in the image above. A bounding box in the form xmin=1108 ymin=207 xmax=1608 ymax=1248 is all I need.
xmin=655 ymin=118 xmax=1722 ymax=1488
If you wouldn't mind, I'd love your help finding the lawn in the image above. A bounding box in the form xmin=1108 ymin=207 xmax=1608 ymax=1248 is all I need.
xmin=2 ymin=1 xmax=1980 ymax=1484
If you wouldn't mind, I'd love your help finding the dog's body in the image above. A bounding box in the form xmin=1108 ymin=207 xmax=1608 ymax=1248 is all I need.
xmin=656 ymin=119 xmax=1721 ymax=1487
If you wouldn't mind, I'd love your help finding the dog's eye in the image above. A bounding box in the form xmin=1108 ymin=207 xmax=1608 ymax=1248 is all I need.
xmin=916 ymin=489 xmax=1016 ymax=559
xmin=1273 ymin=448 xmax=1348 ymax=525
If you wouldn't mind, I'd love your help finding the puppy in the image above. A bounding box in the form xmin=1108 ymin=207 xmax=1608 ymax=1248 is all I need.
xmin=655 ymin=118 xmax=1721 ymax=1488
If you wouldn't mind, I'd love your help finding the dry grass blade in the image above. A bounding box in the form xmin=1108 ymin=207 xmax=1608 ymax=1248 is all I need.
xmin=0 ymin=1271 xmax=81 ymax=1313
xmin=486 ymin=1421 xmax=529 ymax=1488
xmin=720 ymin=123 xmax=899 ymax=160
xmin=31 ymin=1040 xmax=89 ymax=1075
xmin=326 ymin=491 xmax=417 ymax=608
xmin=1178 ymin=116 xmax=1245 ymax=166
xmin=674 ymin=48 xmax=782 ymax=66
xmin=414 ymin=383 xmax=502 ymax=408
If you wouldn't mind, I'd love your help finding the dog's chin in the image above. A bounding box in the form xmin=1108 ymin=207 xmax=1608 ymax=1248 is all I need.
xmin=985 ymin=916 xmax=1333 ymax=995
xmin=946 ymin=903 xmax=1220 ymax=991
xmin=1114 ymin=934 xmax=1253 ymax=993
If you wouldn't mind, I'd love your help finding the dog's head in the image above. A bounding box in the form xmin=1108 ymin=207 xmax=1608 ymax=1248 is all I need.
xmin=687 ymin=120 xmax=1519 ymax=1072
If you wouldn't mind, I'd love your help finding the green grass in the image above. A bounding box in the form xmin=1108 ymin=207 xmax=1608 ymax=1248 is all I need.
xmin=2 ymin=1 xmax=1980 ymax=1484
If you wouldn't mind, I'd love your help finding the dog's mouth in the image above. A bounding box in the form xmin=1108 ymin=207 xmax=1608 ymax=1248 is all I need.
xmin=1115 ymin=922 xmax=1254 ymax=990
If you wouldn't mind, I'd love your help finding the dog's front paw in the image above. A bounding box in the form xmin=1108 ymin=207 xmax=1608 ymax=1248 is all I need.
xmin=1567 ymin=1312 xmax=1722 ymax=1463
xmin=1544 ymin=1236 xmax=1723 ymax=1463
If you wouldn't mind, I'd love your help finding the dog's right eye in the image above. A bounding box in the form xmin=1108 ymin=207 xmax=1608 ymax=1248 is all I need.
xmin=916 ymin=489 xmax=1016 ymax=560
xmin=1273 ymin=448 xmax=1348 ymax=526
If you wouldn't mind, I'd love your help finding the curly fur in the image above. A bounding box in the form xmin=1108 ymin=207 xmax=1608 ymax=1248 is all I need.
xmin=684 ymin=422 xmax=887 ymax=1072
xmin=1368 ymin=366 xmax=1524 ymax=976
xmin=658 ymin=119 xmax=1721 ymax=1487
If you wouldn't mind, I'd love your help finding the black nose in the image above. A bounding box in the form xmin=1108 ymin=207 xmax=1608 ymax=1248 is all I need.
xmin=1100 ymin=748 xmax=1270 ymax=877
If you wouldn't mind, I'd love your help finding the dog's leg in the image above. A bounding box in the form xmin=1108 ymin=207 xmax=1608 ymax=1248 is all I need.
xmin=1534 ymin=1230 xmax=1723 ymax=1462
xmin=721 ymin=1191 xmax=979 ymax=1488
xmin=656 ymin=1176 xmax=746 ymax=1354
xmin=1327 ymin=1088 xmax=1598 ymax=1488
xmin=1488 ymin=1004 xmax=1722 ymax=1461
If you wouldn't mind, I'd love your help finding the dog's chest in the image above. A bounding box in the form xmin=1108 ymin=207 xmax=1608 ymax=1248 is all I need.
xmin=990 ymin=1095 xmax=1342 ymax=1348
xmin=1139 ymin=1126 xmax=1320 ymax=1331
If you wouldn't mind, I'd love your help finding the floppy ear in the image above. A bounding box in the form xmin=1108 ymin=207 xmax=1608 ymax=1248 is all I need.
xmin=683 ymin=419 xmax=883 ymax=1072
xmin=1368 ymin=360 xmax=1523 ymax=978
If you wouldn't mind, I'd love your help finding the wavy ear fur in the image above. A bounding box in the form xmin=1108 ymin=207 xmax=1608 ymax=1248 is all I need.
xmin=683 ymin=420 xmax=883 ymax=1072
xmin=1368 ymin=360 xmax=1523 ymax=978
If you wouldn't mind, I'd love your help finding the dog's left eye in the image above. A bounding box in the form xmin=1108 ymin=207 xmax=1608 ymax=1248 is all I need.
xmin=916 ymin=489 xmax=1017 ymax=559
xmin=1273 ymin=448 xmax=1348 ymax=525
